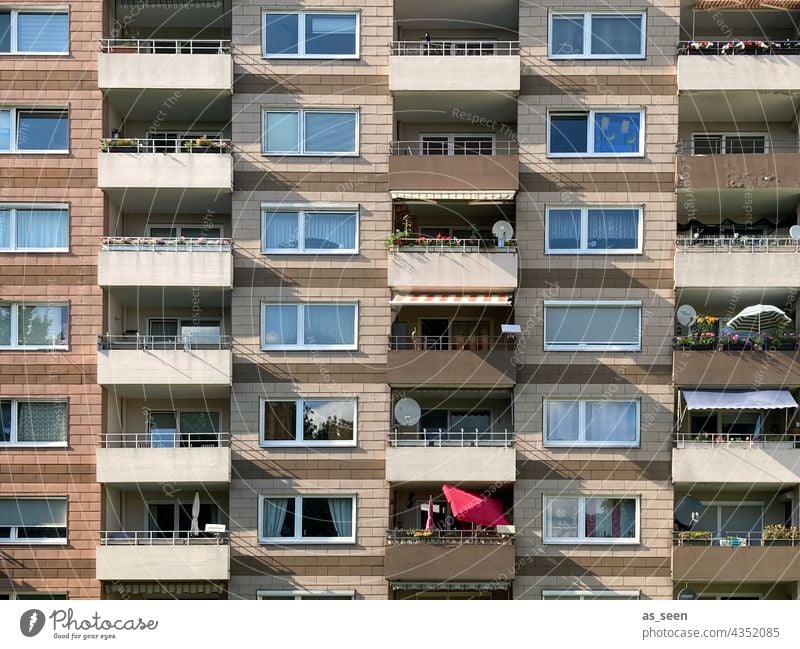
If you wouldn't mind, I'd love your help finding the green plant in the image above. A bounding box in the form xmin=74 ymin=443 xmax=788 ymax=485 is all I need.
xmin=384 ymin=214 xmax=413 ymax=249
xmin=763 ymin=524 xmax=798 ymax=540
xmin=678 ymin=530 xmax=712 ymax=540
xmin=100 ymin=138 xmax=135 ymax=152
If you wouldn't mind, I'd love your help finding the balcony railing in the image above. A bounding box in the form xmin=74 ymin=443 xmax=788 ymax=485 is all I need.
xmin=101 ymin=431 xmax=230 ymax=449
xmin=390 ymin=141 xmax=518 ymax=156
xmin=675 ymin=432 xmax=799 ymax=448
xmin=677 ymin=139 xmax=798 ymax=154
xmin=101 ymin=39 xmax=231 ymax=54
xmin=673 ymin=530 xmax=800 ymax=547
xmin=102 ymin=236 xmax=232 ymax=251
xmin=389 ymin=335 xmax=515 ymax=352
xmin=100 ymin=137 xmax=231 ymax=154
xmin=98 ymin=334 xmax=232 ymax=351
xmin=389 ymin=429 xmax=514 ymax=448
xmin=387 ymin=529 xmax=513 ymax=545
xmin=678 ymin=39 xmax=800 ymax=56
xmin=390 ymin=237 xmax=517 ymax=251
xmin=672 ymin=334 xmax=798 ymax=351
xmin=390 ymin=40 xmax=519 ymax=56
xmin=676 ymin=236 xmax=800 ymax=252
xmin=100 ymin=530 xmax=229 ymax=545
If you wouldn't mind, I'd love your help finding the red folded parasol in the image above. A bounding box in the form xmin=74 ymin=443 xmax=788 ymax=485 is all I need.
xmin=442 ymin=484 xmax=510 ymax=527
xmin=424 ymin=494 xmax=436 ymax=531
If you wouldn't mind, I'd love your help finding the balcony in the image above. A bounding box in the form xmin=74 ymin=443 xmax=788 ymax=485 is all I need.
xmin=96 ymin=531 xmax=230 ymax=582
xmin=97 ymin=432 xmax=231 ymax=487
xmin=389 ymin=41 xmax=520 ymax=93
xmin=386 ymin=430 xmax=516 ymax=484
xmin=672 ymin=347 xmax=800 ymax=387
xmin=678 ymin=40 xmax=800 ymax=91
xmin=385 ymin=530 xmax=515 ymax=583
xmin=675 ymin=238 xmax=800 ymax=288
xmin=388 ymin=142 xmax=518 ymax=199
xmin=97 ymin=335 xmax=232 ymax=398
xmin=387 ymin=336 xmax=517 ymax=388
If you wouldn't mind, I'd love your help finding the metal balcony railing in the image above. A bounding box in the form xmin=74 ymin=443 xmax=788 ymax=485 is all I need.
xmin=672 ymin=530 xmax=800 ymax=547
xmin=100 ymin=137 xmax=231 ymax=154
xmin=388 ymin=335 xmax=516 ymax=352
xmin=674 ymin=432 xmax=799 ymax=448
xmin=97 ymin=334 xmax=232 ymax=351
xmin=390 ymin=140 xmax=518 ymax=156
xmin=100 ymin=530 xmax=229 ymax=545
xmin=387 ymin=529 xmax=513 ymax=545
xmin=678 ymin=39 xmax=800 ymax=56
xmin=676 ymin=138 xmax=798 ymax=154
xmin=389 ymin=429 xmax=514 ymax=447
xmin=390 ymin=40 xmax=519 ymax=56
xmin=101 ymin=431 xmax=230 ymax=449
xmin=390 ymin=237 xmax=517 ymax=251
xmin=101 ymin=236 xmax=232 ymax=251
xmin=101 ymin=39 xmax=231 ymax=54
xmin=676 ymin=237 xmax=800 ymax=252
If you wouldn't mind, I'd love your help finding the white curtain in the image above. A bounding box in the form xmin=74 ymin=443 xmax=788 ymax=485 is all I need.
xmin=264 ymin=212 xmax=299 ymax=250
xmin=546 ymin=401 xmax=580 ymax=442
xmin=305 ymin=212 xmax=356 ymax=250
xmin=17 ymin=209 xmax=68 ymax=249
xmin=0 ymin=210 xmax=10 ymax=248
xmin=304 ymin=305 xmax=355 ymax=345
xmin=590 ymin=15 xmax=641 ymax=56
xmin=585 ymin=401 xmax=637 ymax=442
xmin=304 ymin=112 xmax=356 ymax=154
xmin=587 ymin=209 xmax=638 ymax=249
xmin=548 ymin=209 xmax=580 ymax=249
xmin=327 ymin=498 xmax=353 ymax=538
xmin=263 ymin=498 xmax=290 ymax=537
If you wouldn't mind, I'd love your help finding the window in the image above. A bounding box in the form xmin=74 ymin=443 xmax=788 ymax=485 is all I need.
xmin=420 ymin=134 xmax=495 ymax=155
xmin=263 ymin=12 xmax=358 ymax=58
xmin=147 ymin=502 xmax=219 ymax=535
xmin=0 ymin=303 xmax=68 ymax=349
xmin=544 ymin=301 xmax=641 ymax=352
xmin=0 ymin=108 xmax=68 ymax=152
xmin=261 ymin=399 xmax=356 ymax=447
xmin=262 ymin=303 xmax=357 ymax=350
xmin=546 ymin=206 xmax=642 ymax=254
xmin=262 ymin=205 xmax=358 ymax=254
xmin=0 ymin=400 xmax=67 ymax=446
xmin=146 ymin=410 xmax=221 ymax=448
xmin=257 ymin=590 xmax=354 ymax=600
xmin=548 ymin=110 xmax=644 ymax=157
xmin=147 ymin=318 xmax=222 ymax=345
xmin=549 ymin=12 xmax=645 ymax=59
xmin=0 ymin=10 xmax=68 ymax=54
xmin=263 ymin=109 xmax=358 ymax=155
xmin=147 ymin=224 xmax=222 ymax=238
xmin=0 ymin=498 xmax=67 ymax=544
xmin=544 ymin=399 xmax=639 ymax=447
xmin=543 ymin=496 xmax=639 ymax=544
xmin=542 ymin=590 xmax=640 ymax=600
xmin=0 ymin=204 xmax=68 ymax=251
xmin=692 ymin=133 xmax=767 ymax=155
xmin=259 ymin=495 xmax=355 ymax=543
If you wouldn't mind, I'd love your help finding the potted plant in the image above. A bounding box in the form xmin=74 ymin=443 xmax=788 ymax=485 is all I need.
xmin=720 ymin=333 xmax=748 ymax=351
xmin=763 ymin=524 xmax=798 ymax=546
xmin=100 ymin=137 xmax=137 ymax=153
xmin=184 ymin=136 xmax=228 ymax=153
xmin=678 ymin=530 xmax=712 ymax=546
xmin=674 ymin=332 xmax=718 ymax=350
xmin=110 ymin=39 xmax=139 ymax=54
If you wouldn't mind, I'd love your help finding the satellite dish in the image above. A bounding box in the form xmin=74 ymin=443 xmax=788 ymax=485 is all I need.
xmin=677 ymin=588 xmax=698 ymax=601
xmin=394 ymin=398 xmax=421 ymax=426
xmin=790 ymin=225 xmax=800 ymax=240
xmin=676 ymin=304 xmax=697 ymax=327
xmin=675 ymin=495 xmax=704 ymax=528
xmin=492 ymin=221 xmax=514 ymax=247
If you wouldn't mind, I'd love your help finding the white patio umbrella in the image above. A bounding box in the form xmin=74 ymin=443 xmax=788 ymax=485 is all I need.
xmin=190 ymin=491 xmax=201 ymax=536
xmin=727 ymin=304 xmax=792 ymax=333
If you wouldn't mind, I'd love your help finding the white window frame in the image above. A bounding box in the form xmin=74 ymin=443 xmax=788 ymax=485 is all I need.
xmin=259 ymin=397 xmax=358 ymax=448
xmin=543 ymin=399 xmax=640 ymax=448
xmin=258 ymin=494 xmax=357 ymax=544
xmin=418 ymin=132 xmax=497 ymax=155
xmin=0 ymin=107 xmax=69 ymax=154
xmin=543 ymin=300 xmax=642 ymax=352
xmin=0 ymin=9 xmax=69 ymax=56
xmin=261 ymin=302 xmax=359 ymax=351
xmin=542 ymin=590 xmax=640 ymax=600
xmin=544 ymin=205 xmax=643 ymax=255
xmin=261 ymin=202 xmax=359 ymax=255
xmin=146 ymin=223 xmax=223 ymax=238
xmin=0 ymin=302 xmax=69 ymax=350
xmin=0 ymin=203 xmax=69 ymax=252
xmin=548 ymin=11 xmax=646 ymax=60
xmin=543 ymin=495 xmax=641 ymax=545
xmin=262 ymin=11 xmax=360 ymax=59
xmin=546 ymin=108 xmax=645 ymax=158
xmin=0 ymin=399 xmax=68 ymax=447
xmin=257 ymin=590 xmax=355 ymax=600
xmin=697 ymin=500 xmax=764 ymax=538
xmin=690 ymin=132 xmax=769 ymax=155
xmin=262 ymin=108 xmax=360 ymax=156
xmin=0 ymin=497 xmax=67 ymax=545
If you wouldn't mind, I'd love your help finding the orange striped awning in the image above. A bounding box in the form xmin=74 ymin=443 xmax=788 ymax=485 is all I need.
xmin=696 ymin=0 xmax=800 ymax=9
xmin=390 ymin=293 xmax=512 ymax=306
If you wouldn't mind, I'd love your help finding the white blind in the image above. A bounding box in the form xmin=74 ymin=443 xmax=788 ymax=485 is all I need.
xmin=0 ymin=498 xmax=67 ymax=526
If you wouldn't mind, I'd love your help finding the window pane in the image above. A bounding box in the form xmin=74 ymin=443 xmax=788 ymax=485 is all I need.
xmin=0 ymin=401 xmax=10 ymax=443
xmin=263 ymin=498 xmax=295 ymax=537
xmin=264 ymin=13 xmax=298 ymax=55
xmin=0 ymin=210 xmax=11 ymax=248
xmin=302 ymin=400 xmax=354 ymax=441
xmin=546 ymin=401 xmax=580 ymax=442
xmin=263 ymin=401 xmax=297 ymax=442
xmin=552 ymin=15 xmax=584 ymax=56
xmin=585 ymin=498 xmax=636 ymax=539
xmin=17 ymin=526 xmax=66 ymax=540
xmin=18 ymin=305 xmax=68 ymax=346
xmin=587 ymin=209 xmax=639 ymax=250
xmin=0 ymin=13 xmax=10 ymax=52
xmin=16 ymin=209 xmax=68 ymax=249
xmin=17 ymin=13 xmax=68 ymax=53
xmin=548 ymin=209 xmax=581 ymax=250
xmin=590 ymin=15 xmax=642 ymax=56
xmin=545 ymin=305 xmax=639 ymax=346
xmin=264 ymin=212 xmax=299 ymax=250
xmin=17 ymin=111 xmax=68 ymax=151
xmin=593 ymin=112 xmax=641 ymax=154
xmin=264 ymin=111 xmax=299 ymax=153
xmin=304 ymin=304 xmax=355 ymax=346
xmin=302 ymin=498 xmax=352 ymax=538
xmin=550 ymin=114 xmax=587 ymax=154
xmin=304 ymin=212 xmax=356 ymax=250
xmin=585 ymin=401 xmax=637 ymax=443
xmin=179 ymin=411 xmax=219 ymax=434
xmin=0 ymin=305 xmax=10 ymax=345
xmin=546 ymin=498 xmax=578 ymax=538
xmin=263 ymin=305 xmax=298 ymax=346
xmin=305 ymin=14 xmax=356 ymax=56
xmin=304 ymin=112 xmax=356 ymax=154
xmin=17 ymin=402 xmax=67 ymax=443
xmin=726 ymin=136 xmax=765 ymax=154
xmin=0 ymin=110 xmax=10 ymax=151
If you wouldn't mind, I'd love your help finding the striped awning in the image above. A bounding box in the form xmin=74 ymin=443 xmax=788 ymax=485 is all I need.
xmin=389 ymin=190 xmax=516 ymax=202
xmin=391 ymin=293 xmax=512 ymax=306
xmin=683 ymin=389 xmax=797 ymax=410
xmin=696 ymin=0 xmax=800 ymax=8
xmin=390 ymin=581 xmax=510 ymax=591
xmin=103 ymin=581 xmax=225 ymax=596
